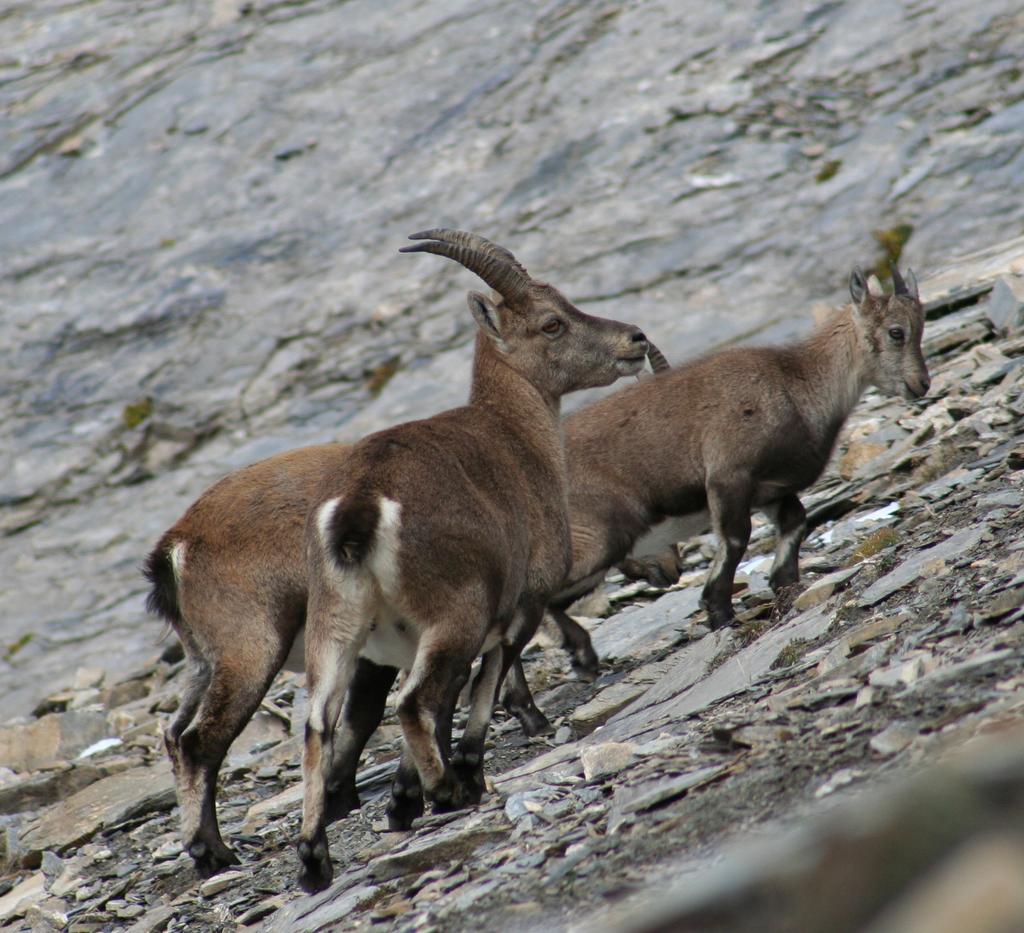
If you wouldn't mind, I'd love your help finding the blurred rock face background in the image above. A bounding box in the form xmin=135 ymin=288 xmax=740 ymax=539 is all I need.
xmin=1 ymin=0 xmax=1022 ymax=715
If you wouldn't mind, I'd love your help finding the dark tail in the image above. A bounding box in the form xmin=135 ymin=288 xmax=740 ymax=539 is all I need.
xmin=143 ymin=539 xmax=181 ymax=624
xmin=327 ymin=495 xmax=380 ymax=567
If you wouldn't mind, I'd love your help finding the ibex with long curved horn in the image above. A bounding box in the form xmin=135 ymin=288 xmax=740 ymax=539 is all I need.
xmin=145 ymin=230 xmax=648 ymax=886
xmin=295 ymin=228 xmax=648 ymax=891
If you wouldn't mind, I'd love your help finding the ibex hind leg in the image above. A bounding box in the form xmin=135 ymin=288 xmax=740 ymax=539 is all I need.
xmin=297 ymin=633 xmax=362 ymax=894
xmin=164 ymin=648 xmax=210 ymax=779
xmin=701 ymin=480 xmax=753 ymax=629
xmin=765 ymin=494 xmax=807 ymax=603
xmin=325 ymin=658 xmax=398 ymax=824
xmin=175 ymin=646 xmax=285 ymax=878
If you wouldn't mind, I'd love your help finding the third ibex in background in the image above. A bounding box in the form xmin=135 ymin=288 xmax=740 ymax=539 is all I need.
xmin=522 ymin=264 xmax=929 ymax=692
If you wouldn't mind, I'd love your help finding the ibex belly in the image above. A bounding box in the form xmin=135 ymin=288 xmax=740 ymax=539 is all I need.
xmin=362 ymin=611 xmax=420 ymax=670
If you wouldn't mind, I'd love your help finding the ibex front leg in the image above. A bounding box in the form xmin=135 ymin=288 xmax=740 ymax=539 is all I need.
xmin=394 ymin=626 xmax=477 ymax=818
xmin=765 ymin=493 xmax=807 ymax=617
xmin=386 ymin=660 xmax=465 ymax=830
xmin=765 ymin=494 xmax=807 ymax=593
xmin=456 ymin=606 xmax=548 ymax=797
xmin=324 ymin=658 xmax=398 ymax=824
xmin=501 ymin=658 xmax=554 ymax=737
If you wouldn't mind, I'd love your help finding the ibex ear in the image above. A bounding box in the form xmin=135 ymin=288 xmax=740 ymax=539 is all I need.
xmin=467 ymin=291 xmax=506 ymax=349
xmin=849 ymin=267 xmax=868 ymax=304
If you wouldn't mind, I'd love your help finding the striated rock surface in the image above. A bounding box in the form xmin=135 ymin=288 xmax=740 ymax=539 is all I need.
xmin=1 ymin=242 xmax=1023 ymax=929
xmin=4 ymin=0 xmax=1024 ymax=717
xmin=3 ymin=1 xmax=1024 ymax=930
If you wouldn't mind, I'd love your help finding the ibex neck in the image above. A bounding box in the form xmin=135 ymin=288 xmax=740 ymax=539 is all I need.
xmin=469 ymin=334 xmax=562 ymax=422
xmin=796 ymin=305 xmax=870 ymax=432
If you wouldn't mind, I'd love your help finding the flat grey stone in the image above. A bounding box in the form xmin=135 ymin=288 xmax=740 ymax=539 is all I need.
xmin=985 ymin=275 xmax=1024 ymax=334
xmin=607 ymin=605 xmax=833 ymax=739
xmin=869 ymin=721 xmax=917 ymax=757
xmin=266 ymin=882 xmax=378 ymax=933
xmin=0 ymin=711 xmax=110 ymax=773
xmin=367 ymin=815 xmax=507 ymax=882
xmin=580 ymin=742 xmax=636 ymax=781
xmin=793 ymin=565 xmax=862 ymax=611
xmin=859 ymin=526 xmax=988 ymax=607
xmin=608 ymin=763 xmax=731 ymax=833
xmin=590 ymin=587 xmax=702 ymax=662
xmin=19 ymin=763 xmax=175 ymax=856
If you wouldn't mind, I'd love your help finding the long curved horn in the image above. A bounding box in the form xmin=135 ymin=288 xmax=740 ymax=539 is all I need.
xmin=646 ymin=340 xmax=671 ymax=373
xmin=406 ymin=229 xmax=530 ymax=276
xmin=400 ymin=229 xmax=531 ymax=301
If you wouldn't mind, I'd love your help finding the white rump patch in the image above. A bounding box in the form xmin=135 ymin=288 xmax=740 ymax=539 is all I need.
xmin=369 ymin=497 xmax=403 ymax=596
xmin=315 ymin=497 xmax=341 ymax=549
xmin=170 ymin=542 xmax=187 ymax=584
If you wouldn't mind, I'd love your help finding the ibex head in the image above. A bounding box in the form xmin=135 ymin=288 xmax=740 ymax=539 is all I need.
xmin=401 ymin=229 xmax=649 ymax=395
xmin=849 ymin=264 xmax=930 ymax=401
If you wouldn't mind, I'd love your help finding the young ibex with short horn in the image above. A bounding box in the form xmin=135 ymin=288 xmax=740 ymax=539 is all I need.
xmin=545 ymin=264 xmax=930 ymax=645
xmin=145 ymin=229 xmax=647 ymax=886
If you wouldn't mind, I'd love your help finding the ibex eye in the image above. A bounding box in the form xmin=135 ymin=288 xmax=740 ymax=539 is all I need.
xmin=888 ymin=327 xmax=905 ymax=341
xmin=541 ymin=319 xmax=563 ymax=336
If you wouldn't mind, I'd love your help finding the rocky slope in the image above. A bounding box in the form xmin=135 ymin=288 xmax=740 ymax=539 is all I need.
xmin=4 ymin=0 xmax=1024 ymax=930
xmin=3 ymin=0 xmax=1024 ymax=716
xmin=1 ymin=241 xmax=1023 ymax=931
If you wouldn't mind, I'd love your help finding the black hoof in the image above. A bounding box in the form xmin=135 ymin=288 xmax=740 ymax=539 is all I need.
xmin=451 ymin=749 xmax=486 ymax=805
xmin=701 ymin=600 xmax=735 ymax=631
xmin=297 ymin=832 xmax=332 ymax=894
xmin=324 ymin=781 xmax=360 ymax=825
xmin=386 ymin=774 xmax=424 ymax=831
xmin=429 ymin=768 xmax=466 ymax=814
xmin=188 ymin=837 xmax=240 ymax=879
xmin=518 ymin=705 xmax=555 ymax=738
xmin=570 ymin=650 xmax=600 ymax=683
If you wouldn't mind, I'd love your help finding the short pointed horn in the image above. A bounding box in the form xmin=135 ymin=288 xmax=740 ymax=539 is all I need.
xmin=891 ymin=262 xmax=908 ymax=296
xmin=646 ymin=340 xmax=671 ymax=373
xmin=904 ymin=267 xmax=919 ymax=299
xmin=400 ymin=229 xmax=531 ymax=301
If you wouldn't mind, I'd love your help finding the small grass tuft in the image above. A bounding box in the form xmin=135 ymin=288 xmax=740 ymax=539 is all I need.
xmin=735 ymin=618 xmax=770 ymax=646
xmin=366 ymin=356 xmax=401 ymax=398
xmin=850 ymin=527 xmax=900 ymax=563
xmin=5 ymin=632 xmax=33 ymax=661
xmin=815 ymin=159 xmax=841 ymax=183
xmin=772 ymin=637 xmax=809 ymax=670
xmin=871 ymin=224 xmax=914 ymax=282
xmin=122 ymin=397 xmax=153 ymax=429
